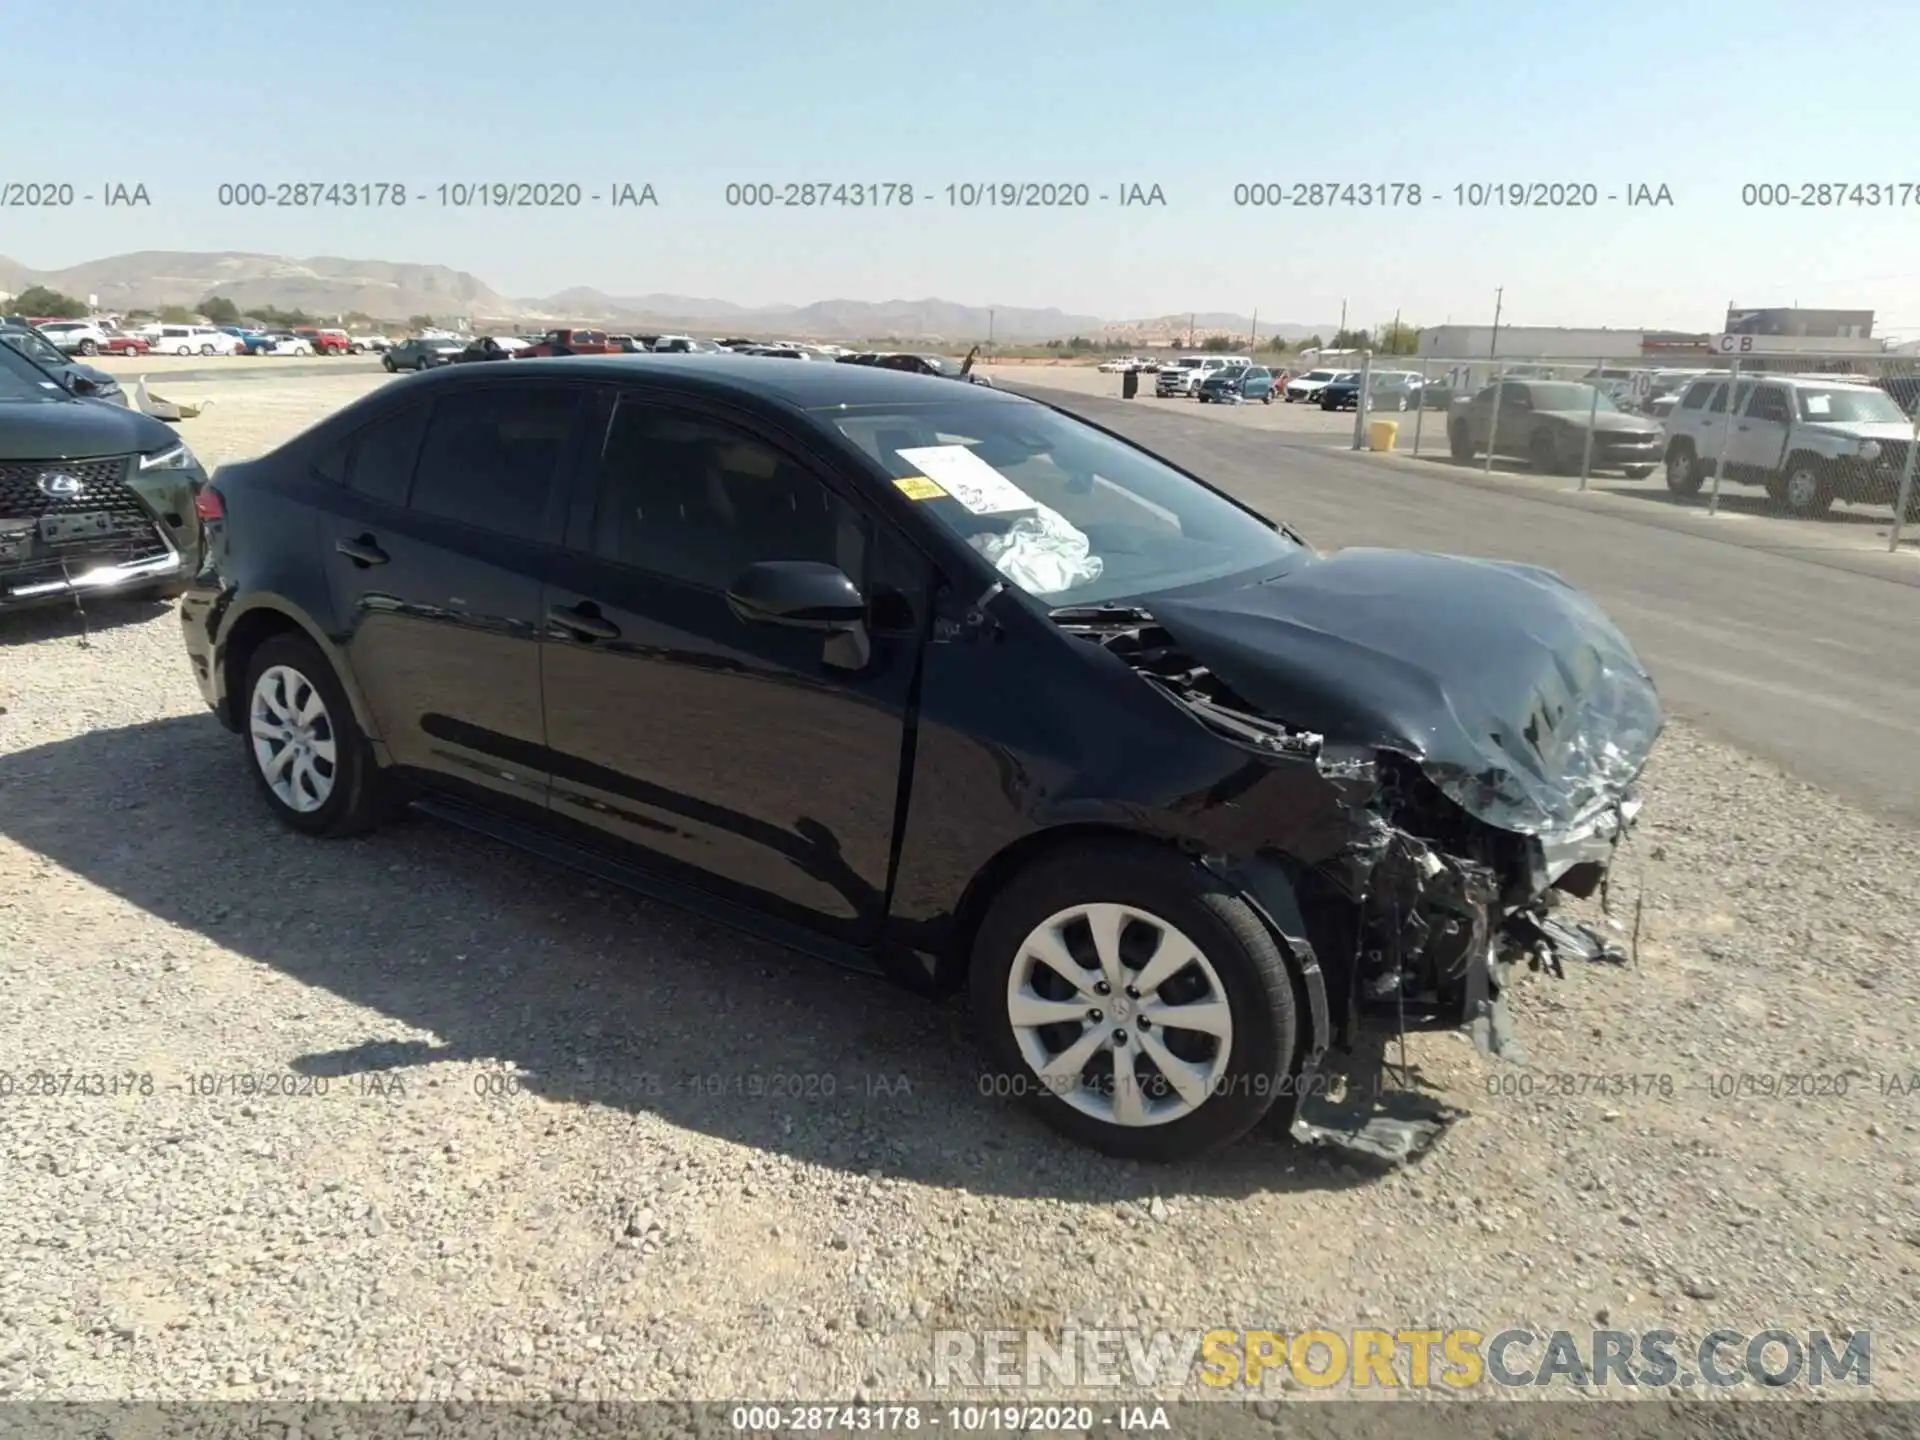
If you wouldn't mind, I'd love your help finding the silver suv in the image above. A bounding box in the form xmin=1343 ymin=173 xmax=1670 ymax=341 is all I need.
xmin=1663 ymin=373 xmax=1915 ymax=517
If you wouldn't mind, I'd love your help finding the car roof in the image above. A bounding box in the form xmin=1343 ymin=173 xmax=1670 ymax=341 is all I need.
xmin=386 ymin=352 xmax=1018 ymax=412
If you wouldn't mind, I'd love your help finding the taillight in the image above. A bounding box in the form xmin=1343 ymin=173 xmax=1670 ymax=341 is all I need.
xmin=194 ymin=487 xmax=225 ymax=521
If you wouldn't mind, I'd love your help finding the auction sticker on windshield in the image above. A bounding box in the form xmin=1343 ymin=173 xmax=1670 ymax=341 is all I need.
xmin=893 ymin=475 xmax=948 ymax=501
xmin=894 ymin=445 xmax=1035 ymax=515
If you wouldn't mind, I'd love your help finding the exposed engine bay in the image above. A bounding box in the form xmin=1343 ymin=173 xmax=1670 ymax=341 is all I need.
xmin=1053 ymin=600 xmax=1645 ymax=1158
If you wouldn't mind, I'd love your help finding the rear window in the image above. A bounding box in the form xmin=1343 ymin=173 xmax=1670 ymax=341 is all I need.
xmin=408 ymin=384 xmax=581 ymax=537
xmin=346 ymin=403 xmax=431 ymax=506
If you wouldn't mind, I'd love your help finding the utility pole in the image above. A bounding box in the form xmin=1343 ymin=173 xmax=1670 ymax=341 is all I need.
xmin=1338 ymin=299 xmax=1347 ymax=339
xmin=1391 ymin=307 xmax=1401 ymax=353
xmin=987 ymin=309 xmax=994 ymax=348
xmin=1189 ymin=312 xmax=1196 ymax=348
xmin=1250 ymin=308 xmax=1258 ymax=352
xmin=1490 ymin=287 xmax=1504 ymax=358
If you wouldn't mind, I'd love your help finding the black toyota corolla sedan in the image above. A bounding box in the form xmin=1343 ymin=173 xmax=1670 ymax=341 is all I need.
xmin=178 ymin=355 xmax=1660 ymax=1160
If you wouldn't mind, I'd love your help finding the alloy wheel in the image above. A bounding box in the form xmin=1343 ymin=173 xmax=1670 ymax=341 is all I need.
xmin=249 ymin=665 xmax=338 ymax=813
xmin=1786 ymin=468 xmax=1820 ymax=511
xmin=1005 ymin=902 xmax=1234 ymax=1128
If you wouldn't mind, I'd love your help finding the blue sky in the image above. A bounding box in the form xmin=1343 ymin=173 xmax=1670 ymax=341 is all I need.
xmin=7 ymin=0 xmax=1920 ymax=334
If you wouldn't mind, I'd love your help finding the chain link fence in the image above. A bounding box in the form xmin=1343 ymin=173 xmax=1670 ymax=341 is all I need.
xmin=1336 ymin=350 xmax=1920 ymax=551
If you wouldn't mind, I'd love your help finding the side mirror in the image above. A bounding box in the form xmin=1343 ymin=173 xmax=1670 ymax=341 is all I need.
xmin=726 ymin=560 xmax=866 ymax=632
xmin=70 ymin=374 xmax=100 ymax=395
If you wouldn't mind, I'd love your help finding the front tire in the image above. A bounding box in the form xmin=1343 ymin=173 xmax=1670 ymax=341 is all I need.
xmin=78 ymin=339 xmax=99 ymax=356
xmin=1665 ymin=443 xmax=1703 ymax=495
xmin=241 ymin=634 xmax=396 ymax=838
xmin=970 ymin=843 xmax=1299 ymax=1161
xmin=200 ymin=344 xmax=216 ymax=355
xmin=1623 ymin=463 xmax=1655 ymax=479
xmin=383 ymin=356 xmax=397 ymax=372
xmin=1449 ymin=421 xmax=1473 ymax=461
xmin=1769 ymin=458 xmax=1835 ymax=517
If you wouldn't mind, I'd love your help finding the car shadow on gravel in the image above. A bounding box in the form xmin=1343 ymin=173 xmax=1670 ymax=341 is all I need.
xmin=0 ymin=715 xmax=1404 ymax=1203
xmin=0 ymin=594 xmax=180 ymax=649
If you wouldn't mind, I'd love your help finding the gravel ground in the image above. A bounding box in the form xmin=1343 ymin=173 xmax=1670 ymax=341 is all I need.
xmin=1 ymin=377 xmax=1916 ymax=1409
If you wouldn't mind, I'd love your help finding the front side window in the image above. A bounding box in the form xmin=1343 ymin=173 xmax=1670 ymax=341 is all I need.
xmin=1748 ymin=387 xmax=1792 ymax=424
xmin=409 ymin=385 xmax=581 ymax=536
xmin=826 ymin=398 xmax=1302 ymax=605
xmin=590 ymin=398 xmax=865 ymax=590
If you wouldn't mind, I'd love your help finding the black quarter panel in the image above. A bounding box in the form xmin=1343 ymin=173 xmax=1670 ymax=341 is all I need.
xmin=197 ymin=456 xmax=376 ymax=732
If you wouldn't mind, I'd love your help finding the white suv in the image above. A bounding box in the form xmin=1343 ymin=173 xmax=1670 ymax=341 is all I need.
xmin=34 ymin=319 xmax=111 ymax=356
xmin=152 ymin=325 xmax=241 ymax=356
xmin=1663 ymin=372 xmax=1916 ymax=517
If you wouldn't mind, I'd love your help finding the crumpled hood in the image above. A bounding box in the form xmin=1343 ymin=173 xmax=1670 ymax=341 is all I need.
xmin=1149 ymin=548 xmax=1663 ymax=835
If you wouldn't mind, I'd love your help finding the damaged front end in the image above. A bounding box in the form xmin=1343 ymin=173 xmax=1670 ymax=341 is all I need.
xmin=1054 ymin=570 xmax=1660 ymax=1161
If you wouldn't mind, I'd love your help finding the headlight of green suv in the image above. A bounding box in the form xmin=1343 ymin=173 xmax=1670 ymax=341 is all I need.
xmin=1856 ymin=439 xmax=1883 ymax=462
xmin=139 ymin=442 xmax=203 ymax=472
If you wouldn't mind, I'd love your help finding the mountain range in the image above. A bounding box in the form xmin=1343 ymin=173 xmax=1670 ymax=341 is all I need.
xmin=0 ymin=251 xmax=1334 ymax=343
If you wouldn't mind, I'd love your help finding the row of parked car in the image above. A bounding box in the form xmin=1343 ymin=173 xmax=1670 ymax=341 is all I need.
xmin=381 ymin=328 xmax=995 ymax=384
xmin=1443 ymin=371 xmax=1919 ymax=519
xmin=5 ymin=317 xmax=398 ymax=358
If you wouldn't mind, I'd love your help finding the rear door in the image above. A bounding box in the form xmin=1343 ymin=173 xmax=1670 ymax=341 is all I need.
xmin=321 ymin=378 xmax=591 ymax=815
xmin=539 ymin=387 xmax=930 ymax=942
xmin=1733 ymin=383 xmax=1793 ymax=476
xmin=1695 ymin=379 xmax=1753 ymax=474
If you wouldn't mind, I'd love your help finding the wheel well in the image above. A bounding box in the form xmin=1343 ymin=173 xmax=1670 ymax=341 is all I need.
xmin=936 ymin=823 xmax=1183 ymax=992
xmin=221 ymin=609 xmax=306 ymax=723
xmin=1665 ymin=436 xmax=1692 ymax=457
xmin=1784 ymin=449 xmax=1827 ymax=473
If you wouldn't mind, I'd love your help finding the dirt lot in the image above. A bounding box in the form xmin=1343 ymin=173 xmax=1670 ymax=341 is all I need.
xmin=2 ymin=370 xmax=1917 ymax=1407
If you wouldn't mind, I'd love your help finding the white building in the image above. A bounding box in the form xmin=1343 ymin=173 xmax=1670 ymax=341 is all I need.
xmin=1418 ymin=325 xmax=1649 ymax=361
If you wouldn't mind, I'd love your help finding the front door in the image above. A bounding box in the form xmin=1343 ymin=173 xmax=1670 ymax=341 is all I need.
xmin=320 ymin=381 xmax=585 ymax=813
xmin=539 ymin=391 xmax=929 ymax=942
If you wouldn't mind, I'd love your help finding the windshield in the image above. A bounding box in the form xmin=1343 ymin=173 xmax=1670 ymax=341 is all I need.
xmin=1303 ymin=370 xmax=1336 ymax=382
xmin=1 ymin=329 xmax=71 ymax=369
xmin=1527 ymin=382 xmax=1619 ymax=412
xmin=919 ymin=355 xmax=962 ymax=375
xmin=822 ymin=398 xmax=1302 ymax=604
xmin=0 ymin=341 xmax=72 ymax=403
xmin=1796 ymin=387 xmax=1908 ymax=424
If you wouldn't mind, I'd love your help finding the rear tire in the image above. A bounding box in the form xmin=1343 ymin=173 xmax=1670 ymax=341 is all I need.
xmin=1449 ymin=421 xmax=1473 ymax=461
xmin=78 ymin=339 xmax=99 ymax=356
xmin=382 ymin=356 xmax=397 ymax=372
xmin=240 ymin=633 xmax=397 ymax=839
xmin=1623 ymin=464 xmax=1655 ymax=479
xmin=970 ymin=842 xmax=1299 ymax=1162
